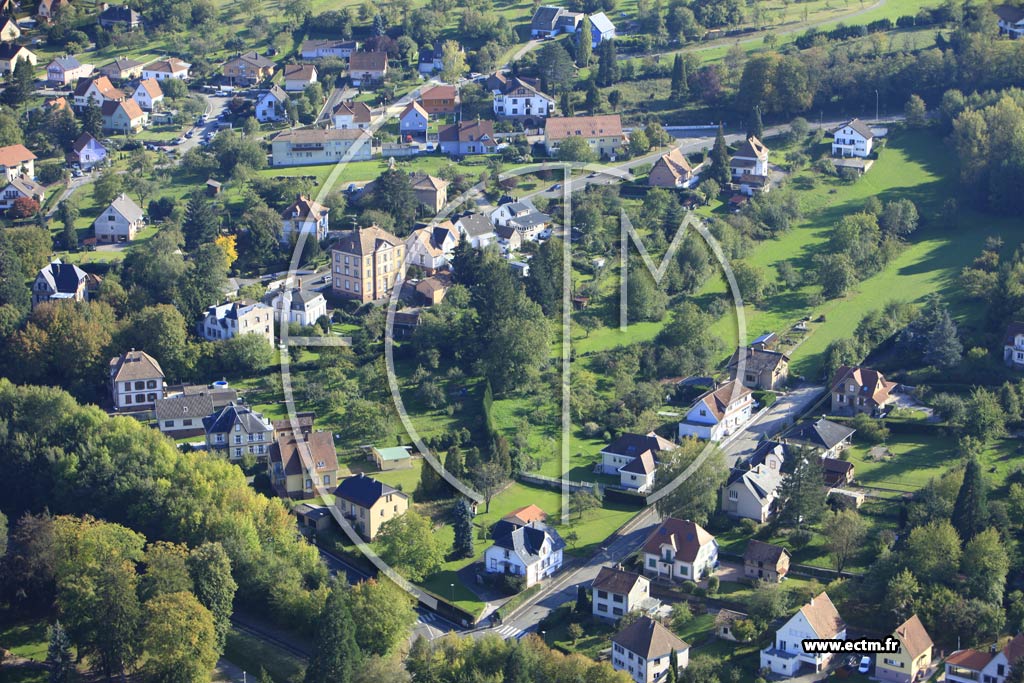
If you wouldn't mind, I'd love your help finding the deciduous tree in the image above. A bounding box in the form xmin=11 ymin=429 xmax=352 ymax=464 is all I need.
xmin=377 ymin=509 xmax=443 ymax=582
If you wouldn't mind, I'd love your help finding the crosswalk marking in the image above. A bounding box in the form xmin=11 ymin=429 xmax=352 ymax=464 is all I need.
xmin=493 ymin=625 xmax=529 ymax=640
xmin=419 ymin=612 xmax=436 ymax=624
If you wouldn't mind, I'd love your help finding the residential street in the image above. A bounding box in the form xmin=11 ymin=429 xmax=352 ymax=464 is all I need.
xmin=722 ymin=384 xmax=826 ymax=466
xmin=481 ymin=506 xmax=662 ymax=640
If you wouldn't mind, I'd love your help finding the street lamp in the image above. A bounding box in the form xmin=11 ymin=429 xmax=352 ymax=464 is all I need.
xmin=450 ymin=583 xmax=455 ymax=604
xmin=874 ymin=89 xmax=879 ymax=122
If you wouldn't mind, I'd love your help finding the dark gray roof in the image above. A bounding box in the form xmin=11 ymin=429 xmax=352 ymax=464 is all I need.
xmin=334 ymin=472 xmax=406 ymax=508
xmin=458 ymin=213 xmax=494 ymax=238
xmin=612 ymin=616 xmax=689 ymax=659
xmin=839 ymin=118 xmax=874 ymax=140
xmin=154 ymin=393 xmax=215 ymax=421
xmin=744 ymin=539 xmax=789 ymax=565
xmin=99 ymin=5 xmax=140 ymax=22
xmin=728 ymin=346 xmax=789 ymax=375
xmin=782 ymin=418 xmax=855 ymax=451
xmin=593 ymin=566 xmax=645 ymax=594
xmin=203 ymin=402 xmax=272 ymax=435
xmin=602 ymin=432 xmax=674 ymax=458
xmin=531 ymin=5 xmax=562 ymax=29
xmin=492 ymin=520 xmax=565 ymax=563
xmin=0 ymin=43 xmax=28 ymax=60
xmin=51 ymin=55 xmax=81 ymax=70
xmin=37 ymin=261 xmax=88 ymax=295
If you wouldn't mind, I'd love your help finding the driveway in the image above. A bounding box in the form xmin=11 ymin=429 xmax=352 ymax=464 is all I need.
xmin=723 ymin=384 xmax=826 ymax=466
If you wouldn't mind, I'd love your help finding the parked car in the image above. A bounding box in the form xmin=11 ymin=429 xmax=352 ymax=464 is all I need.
xmin=857 ymin=656 xmax=871 ymax=674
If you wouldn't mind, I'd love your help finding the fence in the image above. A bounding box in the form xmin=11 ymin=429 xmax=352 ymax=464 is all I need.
xmin=517 ymin=472 xmax=595 ymax=494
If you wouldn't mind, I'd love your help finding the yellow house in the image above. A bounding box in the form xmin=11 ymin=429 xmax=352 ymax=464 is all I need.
xmin=372 ymin=445 xmax=412 ymax=471
xmin=334 ymin=473 xmax=409 ymax=541
xmin=876 ymin=614 xmax=933 ymax=683
xmin=268 ymin=431 xmax=339 ymax=499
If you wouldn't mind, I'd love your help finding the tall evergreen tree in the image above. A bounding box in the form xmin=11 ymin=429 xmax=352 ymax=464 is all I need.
xmin=304 ymin=585 xmax=361 ymax=683
xmin=577 ymin=16 xmax=593 ymax=67
xmin=596 ymin=39 xmax=619 ymax=87
xmin=670 ymin=54 xmax=686 ymax=100
xmin=574 ymin=584 xmax=592 ymax=615
xmin=47 ymin=621 xmax=74 ymax=683
xmin=80 ymin=103 xmax=103 ymax=137
xmin=0 ymin=235 xmax=29 ymax=310
xmin=750 ymin=107 xmax=764 ymax=139
xmin=445 ymin=444 xmax=465 ymax=479
xmin=778 ymin=450 xmax=825 ymax=530
xmin=418 ymin=458 xmax=443 ymax=500
xmin=952 ymin=456 xmax=988 ymax=541
xmin=708 ymin=125 xmax=731 ymax=185
xmin=667 ymin=651 xmax=679 ymax=683
xmin=5 ymin=59 xmax=35 ymax=106
xmin=182 ymin=192 xmax=220 ymax=251
xmin=452 ymin=498 xmax=474 ymax=559
xmin=525 ymin=238 xmax=563 ymax=316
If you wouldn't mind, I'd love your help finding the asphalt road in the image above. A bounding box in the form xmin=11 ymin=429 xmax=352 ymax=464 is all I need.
xmin=722 ymin=384 xmax=826 ymax=466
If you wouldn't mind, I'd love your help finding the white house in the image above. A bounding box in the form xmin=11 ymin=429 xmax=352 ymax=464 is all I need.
xmin=455 ymin=212 xmax=497 ymax=249
xmin=760 ymin=592 xmax=846 ymax=676
xmin=484 ymin=520 xmax=565 ymax=587
xmin=831 ymin=119 xmax=874 ymax=158
xmin=599 ymin=432 xmax=675 ymax=494
xmin=142 ymin=57 xmax=190 ymax=81
xmin=946 ymin=633 xmax=1024 ymax=683
xmin=491 ymin=75 xmax=555 ymax=122
xmin=592 ymin=566 xmax=653 ymax=620
xmin=131 ymin=78 xmax=163 ymax=111
xmin=722 ymin=441 xmax=785 ymax=523
xmin=73 ymin=76 xmax=122 ymax=109
xmin=94 ymin=194 xmax=145 ymax=243
xmin=280 ymin=195 xmax=330 ymax=245
xmin=405 ymin=222 xmax=459 ymax=274
xmin=283 ymin=63 xmax=317 ymax=92
xmin=677 ymin=380 xmax=754 ymax=441
xmin=0 ymin=176 xmax=44 ymax=211
xmin=0 ymin=144 xmax=35 ymax=182
xmin=490 ymin=201 xmax=550 ymax=241
xmin=611 ymin=616 xmax=689 ymax=683
xmin=198 ymin=300 xmax=275 ymax=345
xmin=997 ymin=5 xmax=1024 ymax=37
xmin=109 ymin=349 xmax=165 ymax=410
xmin=399 ymin=101 xmax=428 ymax=137
xmin=300 ymin=38 xmax=358 ymax=60
xmin=256 ymin=85 xmax=289 ymax=123
xmin=584 ymin=12 xmax=616 ymax=47
xmin=203 ymin=403 xmax=274 ymax=459
xmin=729 ymin=135 xmax=770 ymax=194
xmin=265 ymin=287 xmax=327 ymax=327
xmin=1004 ymin=321 xmax=1024 ymax=368
xmin=270 ymin=128 xmax=374 ymax=167
xmin=640 ymin=517 xmax=718 ymax=583
xmin=332 ymin=100 xmax=373 ymax=129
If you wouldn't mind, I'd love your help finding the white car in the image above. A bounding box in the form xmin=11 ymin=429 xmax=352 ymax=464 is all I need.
xmin=857 ymin=656 xmax=871 ymax=674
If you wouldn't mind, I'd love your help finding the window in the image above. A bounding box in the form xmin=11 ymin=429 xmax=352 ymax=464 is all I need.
xmin=125 ymin=394 xmax=132 ymax=404
xmin=135 ymin=393 xmax=145 ymax=403
xmin=883 ymin=658 xmax=903 ymax=668
xmin=648 ymin=557 xmax=657 ymax=568
xmin=146 ymin=380 xmax=156 ymax=389
xmin=728 ymin=490 xmax=738 ymax=500
xmin=597 ymin=590 xmax=608 ymax=599
xmin=183 ymin=419 xmax=192 ymax=426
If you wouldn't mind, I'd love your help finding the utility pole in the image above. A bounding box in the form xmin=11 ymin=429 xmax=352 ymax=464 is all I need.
xmin=875 ymin=89 xmax=879 ymax=122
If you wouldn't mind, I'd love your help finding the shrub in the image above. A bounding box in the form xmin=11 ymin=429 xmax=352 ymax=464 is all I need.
xmin=693 ymin=586 xmax=707 ymax=598
xmin=788 ymin=529 xmax=813 ymax=548
xmin=706 ymin=575 xmax=720 ymax=594
xmin=740 ymin=518 xmax=761 ymax=535
xmin=681 ymin=580 xmax=697 ymax=594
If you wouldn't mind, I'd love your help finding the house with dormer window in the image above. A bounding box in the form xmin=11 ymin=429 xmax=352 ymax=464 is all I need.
xmin=677 ymin=379 xmax=754 ymax=441
xmin=268 ymin=431 xmax=338 ymax=499
xmin=484 ymin=519 xmax=565 ymax=587
xmin=641 ymin=517 xmax=718 ymax=582
xmin=830 ymin=365 xmax=897 ymax=416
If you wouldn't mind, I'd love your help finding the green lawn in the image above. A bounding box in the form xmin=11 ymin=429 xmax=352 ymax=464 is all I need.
xmin=223 ymin=628 xmax=305 ymax=682
xmin=0 ymin=621 xmax=50 ymax=662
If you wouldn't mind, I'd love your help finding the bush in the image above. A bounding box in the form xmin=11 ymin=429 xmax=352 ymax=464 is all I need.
xmin=706 ymin=575 xmax=720 ymax=594
xmin=681 ymin=580 xmax=697 ymax=594
xmin=693 ymin=586 xmax=707 ymax=598
xmin=788 ymin=529 xmax=813 ymax=548
xmin=740 ymin=518 xmax=761 ymax=535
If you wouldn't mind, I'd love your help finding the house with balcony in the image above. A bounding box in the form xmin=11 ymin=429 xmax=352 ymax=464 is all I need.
xmin=31 ymin=261 xmax=101 ymax=309
xmin=268 ymin=431 xmax=339 ymax=499
xmin=334 ymin=473 xmax=409 ymax=540
xmin=484 ymin=520 xmax=565 ymax=587
xmin=0 ymin=176 xmax=44 ymax=212
xmin=94 ymin=194 xmax=145 ymax=243
xmin=255 ymin=85 xmax=288 ymax=123
xmin=640 ymin=517 xmax=718 ymax=583
xmin=270 ymin=128 xmax=374 ymax=166
xmin=611 ymin=616 xmax=689 ymax=683
xmin=405 ymin=222 xmax=459 ymax=274
xmin=221 ymin=51 xmax=276 ymax=85
xmin=945 ymin=633 xmax=1024 ymax=683
xmin=760 ymin=592 xmax=846 ymax=676
xmin=592 ymin=566 xmax=653 ymax=620
xmin=491 ymin=75 xmax=554 ymax=124
xmin=490 ymin=200 xmax=551 ymax=241
xmin=131 ymin=79 xmax=163 ymax=111
xmin=831 ymin=118 xmax=874 ymax=158
xmin=203 ymin=403 xmax=274 ymax=460
xmin=677 ymin=380 xmax=754 ymax=441
xmin=109 ymin=350 xmax=165 ymax=410
xmin=455 ymin=212 xmax=496 ymax=248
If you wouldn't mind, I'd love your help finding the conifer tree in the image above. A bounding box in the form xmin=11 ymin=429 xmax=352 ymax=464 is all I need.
xmin=452 ymin=498 xmax=474 ymax=559
xmin=952 ymin=456 xmax=988 ymax=541
xmin=304 ymin=586 xmax=360 ymax=683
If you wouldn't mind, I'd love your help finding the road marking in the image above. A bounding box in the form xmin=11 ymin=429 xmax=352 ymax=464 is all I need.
xmin=492 ymin=625 xmax=528 ymax=640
